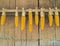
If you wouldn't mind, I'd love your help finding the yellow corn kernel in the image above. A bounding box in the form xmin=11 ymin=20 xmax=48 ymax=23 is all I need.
xmin=48 ymin=14 xmax=53 ymax=27
xmin=28 ymin=12 xmax=33 ymax=32
xmin=40 ymin=16 xmax=45 ymax=30
xmin=15 ymin=16 xmax=18 ymax=27
xmin=55 ymin=15 xmax=59 ymax=27
xmin=21 ymin=16 xmax=26 ymax=31
xmin=1 ymin=15 xmax=6 ymax=26
xmin=35 ymin=14 xmax=38 ymax=25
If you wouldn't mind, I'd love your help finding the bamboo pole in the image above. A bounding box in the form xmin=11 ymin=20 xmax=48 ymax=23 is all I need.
xmin=0 ymin=8 xmax=60 ymax=12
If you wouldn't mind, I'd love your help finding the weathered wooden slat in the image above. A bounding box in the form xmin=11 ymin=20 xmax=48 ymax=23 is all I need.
xmin=0 ymin=0 xmax=3 ymax=9
xmin=32 ymin=19 xmax=38 ymax=41
xmin=0 ymin=39 xmax=3 ymax=46
xmin=54 ymin=40 xmax=60 ymax=46
xmin=9 ymin=0 xmax=15 ymax=9
xmin=40 ymin=15 xmax=55 ymax=40
xmin=40 ymin=40 xmax=53 ymax=46
xmin=39 ymin=0 xmax=55 ymax=8
xmin=56 ymin=0 xmax=60 ymax=8
xmin=8 ymin=40 xmax=14 ymax=46
xmin=7 ymin=15 xmax=15 ymax=40
xmin=16 ymin=0 xmax=38 ymax=9
xmin=2 ymin=40 xmax=8 ymax=46
xmin=14 ymin=15 xmax=21 ymax=40
xmin=31 ymin=41 xmax=38 ymax=46
xmin=0 ymin=0 xmax=9 ymax=9
xmin=27 ymin=25 xmax=32 ymax=40
xmin=21 ymin=29 xmax=26 ymax=40
xmin=21 ymin=41 xmax=26 ymax=46
xmin=15 ymin=40 xmax=21 ymax=46
xmin=27 ymin=41 xmax=38 ymax=46
xmin=56 ymin=27 xmax=60 ymax=40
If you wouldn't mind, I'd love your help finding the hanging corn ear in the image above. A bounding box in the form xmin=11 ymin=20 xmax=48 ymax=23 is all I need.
xmin=35 ymin=7 xmax=38 ymax=25
xmin=40 ymin=8 xmax=45 ymax=30
xmin=15 ymin=7 xmax=19 ymax=27
xmin=28 ymin=9 xmax=33 ymax=32
xmin=55 ymin=7 xmax=59 ymax=27
xmin=21 ymin=8 xmax=26 ymax=31
xmin=15 ymin=16 xmax=18 ymax=27
xmin=48 ymin=8 xmax=53 ymax=27
xmin=1 ymin=8 xmax=6 ymax=26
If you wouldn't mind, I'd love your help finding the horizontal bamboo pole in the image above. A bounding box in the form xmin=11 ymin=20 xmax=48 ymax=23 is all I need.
xmin=0 ymin=8 xmax=60 ymax=13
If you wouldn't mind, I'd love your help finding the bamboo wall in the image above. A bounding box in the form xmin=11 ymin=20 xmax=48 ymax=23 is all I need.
xmin=0 ymin=0 xmax=60 ymax=46
xmin=0 ymin=0 xmax=60 ymax=9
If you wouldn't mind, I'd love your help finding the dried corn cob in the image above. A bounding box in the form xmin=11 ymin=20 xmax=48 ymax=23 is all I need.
xmin=28 ymin=9 xmax=33 ymax=32
xmin=1 ymin=8 xmax=6 ymax=26
xmin=15 ymin=7 xmax=19 ymax=27
xmin=21 ymin=8 xmax=26 ymax=31
xmin=48 ymin=8 xmax=53 ymax=27
xmin=35 ymin=7 xmax=38 ymax=25
xmin=40 ymin=8 xmax=45 ymax=30
xmin=55 ymin=7 xmax=59 ymax=27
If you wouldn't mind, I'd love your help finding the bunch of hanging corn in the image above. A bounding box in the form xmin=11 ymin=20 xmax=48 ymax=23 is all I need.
xmin=54 ymin=7 xmax=59 ymax=27
xmin=21 ymin=8 xmax=26 ymax=31
xmin=35 ymin=7 xmax=38 ymax=25
xmin=15 ymin=7 xmax=19 ymax=27
xmin=40 ymin=8 xmax=45 ymax=30
xmin=28 ymin=9 xmax=33 ymax=32
xmin=48 ymin=8 xmax=53 ymax=27
xmin=1 ymin=8 xmax=6 ymax=26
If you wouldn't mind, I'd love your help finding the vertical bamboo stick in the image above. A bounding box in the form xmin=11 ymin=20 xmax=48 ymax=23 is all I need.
xmin=40 ymin=8 xmax=45 ymax=30
xmin=21 ymin=8 xmax=26 ymax=31
xmin=28 ymin=9 xmax=33 ymax=32
xmin=54 ymin=7 xmax=59 ymax=44
xmin=0 ymin=8 xmax=6 ymax=39
xmin=15 ymin=7 xmax=19 ymax=27
xmin=35 ymin=7 xmax=38 ymax=25
xmin=0 ymin=16 xmax=1 ymax=25
xmin=0 ymin=8 xmax=6 ymax=46
xmin=54 ymin=7 xmax=59 ymax=27
xmin=48 ymin=8 xmax=53 ymax=27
